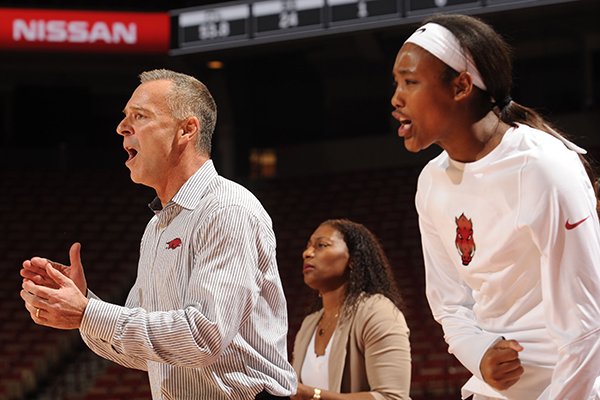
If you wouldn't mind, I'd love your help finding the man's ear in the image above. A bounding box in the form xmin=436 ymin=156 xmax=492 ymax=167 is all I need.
xmin=453 ymin=71 xmax=475 ymax=101
xmin=180 ymin=116 xmax=200 ymax=142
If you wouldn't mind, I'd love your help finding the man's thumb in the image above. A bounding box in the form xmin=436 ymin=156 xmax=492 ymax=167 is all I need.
xmin=69 ymin=242 xmax=83 ymax=271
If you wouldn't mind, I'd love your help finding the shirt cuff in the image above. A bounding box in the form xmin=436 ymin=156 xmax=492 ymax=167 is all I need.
xmin=87 ymin=289 xmax=99 ymax=300
xmin=454 ymin=334 xmax=503 ymax=380
xmin=80 ymin=298 xmax=123 ymax=343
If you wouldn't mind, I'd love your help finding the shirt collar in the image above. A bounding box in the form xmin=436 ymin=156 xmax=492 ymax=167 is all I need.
xmin=148 ymin=160 xmax=218 ymax=213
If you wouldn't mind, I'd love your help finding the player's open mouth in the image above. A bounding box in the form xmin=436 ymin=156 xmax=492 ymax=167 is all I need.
xmin=125 ymin=147 xmax=138 ymax=161
xmin=398 ymin=119 xmax=412 ymax=137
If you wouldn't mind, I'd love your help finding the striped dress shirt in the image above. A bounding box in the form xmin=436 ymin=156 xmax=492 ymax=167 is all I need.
xmin=79 ymin=160 xmax=297 ymax=399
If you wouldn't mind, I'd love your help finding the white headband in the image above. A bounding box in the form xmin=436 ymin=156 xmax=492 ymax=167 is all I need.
xmin=405 ymin=22 xmax=487 ymax=91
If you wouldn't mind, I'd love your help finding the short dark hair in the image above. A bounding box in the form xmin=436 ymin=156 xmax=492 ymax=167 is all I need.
xmin=140 ymin=69 xmax=217 ymax=156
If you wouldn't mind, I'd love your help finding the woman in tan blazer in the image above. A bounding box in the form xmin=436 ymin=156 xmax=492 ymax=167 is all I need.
xmin=291 ymin=219 xmax=411 ymax=400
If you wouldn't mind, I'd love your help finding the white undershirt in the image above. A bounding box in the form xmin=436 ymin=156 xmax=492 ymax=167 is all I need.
xmin=300 ymin=329 xmax=336 ymax=390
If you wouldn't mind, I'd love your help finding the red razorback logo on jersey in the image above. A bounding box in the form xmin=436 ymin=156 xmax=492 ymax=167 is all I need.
xmin=455 ymin=213 xmax=476 ymax=266
xmin=166 ymin=238 xmax=182 ymax=249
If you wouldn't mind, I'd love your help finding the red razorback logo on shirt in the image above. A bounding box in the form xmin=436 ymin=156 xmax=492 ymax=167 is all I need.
xmin=166 ymin=238 xmax=182 ymax=249
xmin=565 ymin=216 xmax=589 ymax=230
xmin=455 ymin=213 xmax=476 ymax=266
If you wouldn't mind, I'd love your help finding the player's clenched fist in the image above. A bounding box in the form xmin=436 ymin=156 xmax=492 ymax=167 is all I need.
xmin=480 ymin=339 xmax=524 ymax=391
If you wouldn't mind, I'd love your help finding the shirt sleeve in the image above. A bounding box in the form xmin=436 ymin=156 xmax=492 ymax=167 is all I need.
xmin=519 ymin=152 xmax=600 ymax=399
xmin=360 ymin=296 xmax=412 ymax=400
xmin=416 ymin=171 xmax=502 ymax=380
xmin=79 ymin=289 xmax=149 ymax=371
xmin=79 ymin=204 xmax=266 ymax=369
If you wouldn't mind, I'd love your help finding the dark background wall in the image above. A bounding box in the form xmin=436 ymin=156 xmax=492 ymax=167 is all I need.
xmin=0 ymin=0 xmax=598 ymax=177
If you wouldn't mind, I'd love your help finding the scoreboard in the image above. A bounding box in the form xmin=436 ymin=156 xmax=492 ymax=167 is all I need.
xmin=253 ymin=0 xmax=324 ymax=36
xmin=178 ymin=4 xmax=250 ymax=44
xmin=329 ymin=0 xmax=398 ymax=26
xmin=170 ymin=0 xmax=578 ymax=54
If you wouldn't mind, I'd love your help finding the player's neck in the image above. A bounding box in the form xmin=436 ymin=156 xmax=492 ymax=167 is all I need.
xmin=444 ymin=112 xmax=509 ymax=163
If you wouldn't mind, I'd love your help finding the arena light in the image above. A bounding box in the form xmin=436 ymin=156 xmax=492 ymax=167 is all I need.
xmin=207 ymin=60 xmax=225 ymax=69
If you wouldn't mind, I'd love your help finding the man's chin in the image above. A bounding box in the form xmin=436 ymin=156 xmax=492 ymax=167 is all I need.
xmin=128 ymin=169 xmax=142 ymax=184
xmin=128 ymin=170 xmax=153 ymax=188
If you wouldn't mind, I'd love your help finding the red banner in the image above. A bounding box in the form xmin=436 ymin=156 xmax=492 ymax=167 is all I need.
xmin=0 ymin=9 xmax=170 ymax=53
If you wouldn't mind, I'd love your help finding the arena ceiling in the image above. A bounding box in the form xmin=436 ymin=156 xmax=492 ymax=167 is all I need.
xmin=0 ymin=0 xmax=598 ymax=173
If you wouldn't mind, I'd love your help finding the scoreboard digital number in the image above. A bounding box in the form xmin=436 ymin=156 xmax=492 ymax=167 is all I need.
xmin=405 ymin=0 xmax=482 ymax=13
xmin=252 ymin=0 xmax=325 ymax=36
xmin=177 ymin=3 xmax=250 ymax=47
xmin=329 ymin=0 xmax=398 ymax=26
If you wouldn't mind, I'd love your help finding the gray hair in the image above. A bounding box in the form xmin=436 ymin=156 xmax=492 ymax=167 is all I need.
xmin=139 ymin=69 xmax=217 ymax=156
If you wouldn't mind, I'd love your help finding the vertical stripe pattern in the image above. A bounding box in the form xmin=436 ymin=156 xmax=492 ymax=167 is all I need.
xmin=80 ymin=160 xmax=297 ymax=399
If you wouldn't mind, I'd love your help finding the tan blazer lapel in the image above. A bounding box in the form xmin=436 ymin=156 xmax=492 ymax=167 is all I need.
xmin=292 ymin=310 xmax=323 ymax=379
xmin=328 ymin=311 xmax=355 ymax=392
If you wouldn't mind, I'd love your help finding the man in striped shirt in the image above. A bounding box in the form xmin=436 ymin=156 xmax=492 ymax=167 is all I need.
xmin=20 ymin=69 xmax=297 ymax=399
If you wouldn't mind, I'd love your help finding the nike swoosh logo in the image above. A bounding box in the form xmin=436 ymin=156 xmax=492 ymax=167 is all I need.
xmin=565 ymin=216 xmax=590 ymax=230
